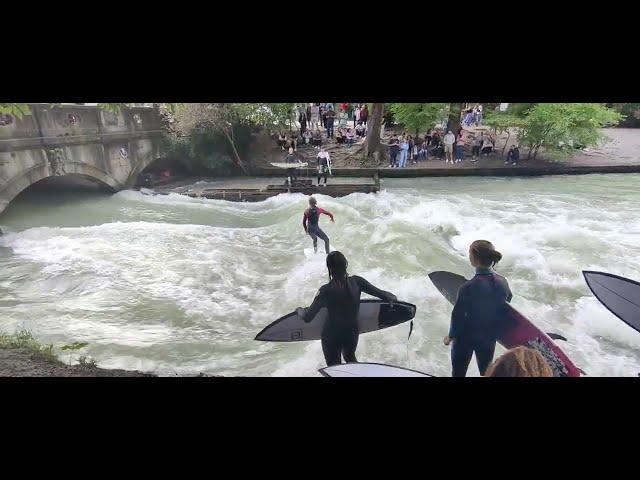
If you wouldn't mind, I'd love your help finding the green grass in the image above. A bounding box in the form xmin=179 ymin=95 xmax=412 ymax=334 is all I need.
xmin=0 ymin=329 xmax=58 ymax=361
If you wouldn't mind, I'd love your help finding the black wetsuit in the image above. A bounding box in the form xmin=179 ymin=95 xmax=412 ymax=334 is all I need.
xmin=302 ymin=276 xmax=396 ymax=366
xmin=449 ymin=267 xmax=513 ymax=377
xmin=285 ymin=153 xmax=299 ymax=183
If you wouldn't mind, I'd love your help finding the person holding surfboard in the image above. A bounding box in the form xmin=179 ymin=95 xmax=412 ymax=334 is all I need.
xmin=443 ymin=240 xmax=513 ymax=377
xmin=303 ymin=196 xmax=334 ymax=254
xmin=300 ymin=251 xmax=398 ymax=366
xmin=284 ymin=147 xmax=301 ymax=186
xmin=316 ymin=147 xmax=332 ymax=186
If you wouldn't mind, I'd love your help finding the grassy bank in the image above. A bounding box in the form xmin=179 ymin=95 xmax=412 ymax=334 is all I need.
xmin=0 ymin=330 xmax=154 ymax=377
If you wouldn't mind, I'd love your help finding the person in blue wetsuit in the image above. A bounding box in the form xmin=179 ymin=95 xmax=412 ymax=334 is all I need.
xmin=443 ymin=240 xmax=513 ymax=377
xmin=299 ymin=251 xmax=397 ymax=366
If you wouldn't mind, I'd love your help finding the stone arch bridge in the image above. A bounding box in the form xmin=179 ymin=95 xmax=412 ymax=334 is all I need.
xmin=0 ymin=104 xmax=165 ymax=214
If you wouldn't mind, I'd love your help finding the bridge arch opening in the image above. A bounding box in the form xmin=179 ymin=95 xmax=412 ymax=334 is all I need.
xmin=1 ymin=172 xmax=116 ymax=218
xmin=136 ymin=155 xmax=189 ymax=188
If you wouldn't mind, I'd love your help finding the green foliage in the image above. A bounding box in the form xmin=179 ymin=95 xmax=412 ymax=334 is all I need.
xmin=507 ymin=103 xmax=536 ymax=117
xmin=518 ymin=103 xmax=622 ymax=158
xmin=389 ymin=103 xmax=448 ymax=134
xmin=0 ymin=330 xmax=56 ymax=360
xmin=607 ymin=103 xmax=638 ymax=127
xmin=484 ymin=112 xmax=526 ymax=133
xmin=162 ymin=127 xmax=252 ymax=175
xmin=60 ymin=342 xmax=89 ymax=351
xmin=0 ymin=103 xmax=31 ymax=118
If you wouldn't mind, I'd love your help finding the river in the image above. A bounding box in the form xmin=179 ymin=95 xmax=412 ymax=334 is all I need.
xmin=1 ymin=174 xmax=639 ymax=376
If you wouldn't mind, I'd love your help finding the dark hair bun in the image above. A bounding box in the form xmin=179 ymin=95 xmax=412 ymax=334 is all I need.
xmin=470 ymin=240 xmax=502 ymax=267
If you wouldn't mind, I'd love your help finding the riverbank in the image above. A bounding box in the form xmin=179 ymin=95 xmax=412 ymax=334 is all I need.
xmin=0 ymin=348 xmax=155 ymax=377
xmin=247 ymin=128 xmax=640 ymax=178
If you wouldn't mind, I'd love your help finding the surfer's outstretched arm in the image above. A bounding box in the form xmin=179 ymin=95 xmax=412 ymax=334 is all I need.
xmin=318 ymin=208 xmax=335 ymax=222
xmin=302 ymin=288 xmax=327 ymax=323
xmin=354 ymin=276 xmax=397 ymax=303
xmin=302 ymin=210 xmax=309 ymax=233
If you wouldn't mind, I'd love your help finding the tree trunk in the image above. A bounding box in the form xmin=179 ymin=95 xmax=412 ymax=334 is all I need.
xmin=222 ymin=128 xmax=250 ymax=175
xmin=448 ymin=103 xmax=464 ymax=134
xmin=533 ymin=144 xmax=541 ymax=160
xmin=502 ymin=130 xmax=511 ymax=157
xmin=527 ymin=145 xmax=535 ymax=160
xmin=364 ymin=103 xmax=385 ymax=158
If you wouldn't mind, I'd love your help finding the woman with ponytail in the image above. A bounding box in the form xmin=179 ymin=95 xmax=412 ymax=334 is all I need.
xmin=443 ymin=240 xmax=513 ymax=377
xmin=299 ymin=251 xmax=397 ymax=367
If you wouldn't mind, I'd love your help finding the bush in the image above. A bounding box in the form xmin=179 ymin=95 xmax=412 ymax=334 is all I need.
xmin=162 ymin=123 xmax=255 ymax=175
xmin=0 ymin=330 xmax=56 ymax=360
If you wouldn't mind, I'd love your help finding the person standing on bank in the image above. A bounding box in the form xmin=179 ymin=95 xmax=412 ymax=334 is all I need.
xmin=360 ymin=104 xmax=368 ymax=127
xmin=455 ymin=130 xmax=465 ymax=163
xmin=325 ymin=107 xmax=336 ymax=139
xmin=388 ymin=134 xmax=400 ymax=168
xmin=506 ymin=145 xmax=520 ymax=166
xmin=317 ymin=147 xmax=331 ymax=185
xmin=443 ymin=240 xmax=513 ymax=377
xmin=443 ymin=130 xmax=456 ymax=164
xmin=299 ymin=251 xmax=397 ymax=366
xmin=284 ymin=147 xmax=301 ymax=186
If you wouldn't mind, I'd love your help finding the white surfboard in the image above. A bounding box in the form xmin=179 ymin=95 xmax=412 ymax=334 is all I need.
xmin=303 ymin=247 xmax=336 ymax=259
xmin=319 ymin=363 xmax=433 ymax=377
xmin=270 ymin=162 xmax=308 ymax=169
xmin=255 ymin=300 xmax=416 ymax=342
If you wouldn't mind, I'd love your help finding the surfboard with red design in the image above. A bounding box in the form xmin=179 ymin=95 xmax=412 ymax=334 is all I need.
xmin=429 ymin=271 xmax=581 ymax=377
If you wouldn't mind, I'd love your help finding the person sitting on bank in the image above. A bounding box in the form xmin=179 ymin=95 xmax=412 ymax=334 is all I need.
xmin=345 ymin=128 xmax=355 ymax=148
xmin=471 ymin=134 xmax=481 ymax=162
xmin=485 ymin=346 xmax=553 ymax=377
xmin=355 ymin=121 xmax=366 ymax=137
xmin=506 ymin=145 xmax=520 ymax=166
xmin=444 ymin=240 xmax=513 ymax=377
xmin=302 ymin=129 xmax=312 ymax=145
xmin=312 ymin=128 xmax=323 ymax=149
xmin=336 ymin=127 xmax=346 ymax=144
xmin=481 ymin=134 xmax=495 ymax=157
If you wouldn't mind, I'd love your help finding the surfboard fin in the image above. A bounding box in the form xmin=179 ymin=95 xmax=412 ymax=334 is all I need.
xmin=408 ymin=320 xmax=414 ymax=341
xmin=547 ymin=332 xmax=567 ymax=342
xmin=579 ymin=368 xmax=588 ymax=376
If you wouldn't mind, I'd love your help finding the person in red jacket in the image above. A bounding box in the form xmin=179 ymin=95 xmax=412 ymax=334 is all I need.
xmin=303 ymin=196 xmax=335 ymax=254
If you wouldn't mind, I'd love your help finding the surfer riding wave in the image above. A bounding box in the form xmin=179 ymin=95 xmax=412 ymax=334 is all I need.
xmin=303 ymin=196 xmax=334 ymax=254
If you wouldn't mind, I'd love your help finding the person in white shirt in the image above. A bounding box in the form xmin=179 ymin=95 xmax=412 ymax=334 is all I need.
xmin=353 ymin=105 xmax=361 ymax=128
xmin=310 ymin=103 xmax=321 ymax=129
xmin=475 ymin=104 xmax=484 ymax=126
xmin=316 ymin=147 xmax=331 ymax=185
xmin=443 ymin=130 xmax=456 ymax=164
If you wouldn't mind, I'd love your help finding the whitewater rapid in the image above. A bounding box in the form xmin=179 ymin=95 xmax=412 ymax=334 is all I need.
xmin=1 ymin=175 xmax=639 ymax=376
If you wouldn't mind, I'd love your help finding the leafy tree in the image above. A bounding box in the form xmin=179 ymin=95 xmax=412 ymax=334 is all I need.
xmin=484 ymin=112 xmax=527 ymax=156
xmin=172 ymin=103 xmax=296 ymax=174
xmin=518 ymin=103 xmax=622 ymax=160
xmin=389 ymin=103 xmax=448 ymax=136
xmin=607 ymin=103 xmax=640 ymax=127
